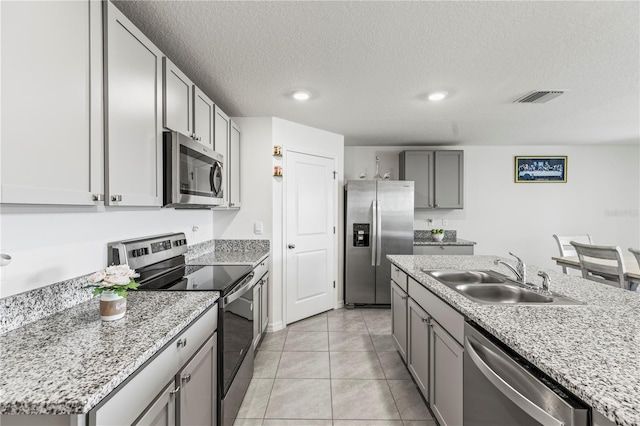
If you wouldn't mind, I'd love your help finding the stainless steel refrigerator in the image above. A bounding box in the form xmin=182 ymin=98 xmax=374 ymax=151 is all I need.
xmin=344 ymin=180 xmax=414 ymax=305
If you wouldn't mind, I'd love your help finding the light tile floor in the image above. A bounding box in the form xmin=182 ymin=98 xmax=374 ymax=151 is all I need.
xmin=234 ymin=308 xmax=437 ymax=426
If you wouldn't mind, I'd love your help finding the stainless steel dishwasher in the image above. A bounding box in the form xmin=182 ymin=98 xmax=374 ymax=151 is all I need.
xmin=464 ymin=322 xmax=589 ymax=426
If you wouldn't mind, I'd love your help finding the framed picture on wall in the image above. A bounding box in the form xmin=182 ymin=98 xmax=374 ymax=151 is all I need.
xmin=515 ymin=156 xmax=567 ymax=183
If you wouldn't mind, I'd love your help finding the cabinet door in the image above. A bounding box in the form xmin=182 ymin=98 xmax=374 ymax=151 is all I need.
xmin=253 ymin=283 xmax=261 ymax=350
xmin=213 ymin=106 xmax=230 ymax=207
xmin=178 ymin=333 xmax=216 ymax=426
xmin=400 ymin=151 xmax=434 ymax=209
xmin=228 ymin=121 xmax=242 ymax=208
xmin=193 ymin=87 xmax=215 ymax=149
xmin=434 ymin=151 xmax=464 ymax=209
xmin=1 ymin=0 xmax=103 ymax=205
xmin=163 ymin=57 xmax=192 ymax=136
xmin=261 ymin=273 xmax=269 ymax=333
xmin=104 ymin=1 xmax=163 ymax=207
xmin=133 ymin=381 xmax=177 ymax=426
xmin=391 ymin=281 xmax=408 ymax=362
xmin=430 ymin=321 xmax=463 ymax=426
xmin=408 ymin=298 xmax=430 ymax=399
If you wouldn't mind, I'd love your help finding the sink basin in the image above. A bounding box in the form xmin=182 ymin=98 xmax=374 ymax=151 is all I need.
xmin=454 ymin=283 xmax=553 ymax=304
xmin=426 ymin=270 xmax=506 ymax=284
xmin=424 ymin=269 xmax=584 ymax=305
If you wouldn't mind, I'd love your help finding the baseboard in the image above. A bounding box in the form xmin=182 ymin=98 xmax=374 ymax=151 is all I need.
xmin=335 ymin=300 xmax=344 ymax=310
xmin=268 ymin=320 xmax=284 ymax=332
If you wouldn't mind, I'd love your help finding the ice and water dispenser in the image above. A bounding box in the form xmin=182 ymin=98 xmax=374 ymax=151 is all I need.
xmin=352 ymin=223 xmax=370 ymax=247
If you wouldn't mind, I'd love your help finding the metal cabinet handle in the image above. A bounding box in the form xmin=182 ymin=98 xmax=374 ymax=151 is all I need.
xmin=92 ymin=194 xmax=104 ymax=201
xmin=439 ymin=246 xmax=445 ymax=250
xmin=182 ymin=374 xmax=191 ymax=383
xmin=428 ymin=204 xmax=433 ymax=208
xmin=401 ymin=295 xmax=407 ymax=301
xmin=176 ymin=338 xmax=187 ymax=348
xmin=288 ymin=244 xmax=296 ymax=249
xmin=421 ymin=317 xmax=429 ymax=323
xmin=170 ymin=386 xmax=180 ymax=395
xmin=434 ymin=203 xmax=439 ymax=208
xmin=111 ymin=195 xmax=122 ymax=202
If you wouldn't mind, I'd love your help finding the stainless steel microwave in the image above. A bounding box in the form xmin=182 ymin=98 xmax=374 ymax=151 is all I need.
xmin=163 ymin=131 xmax=224 ymax=208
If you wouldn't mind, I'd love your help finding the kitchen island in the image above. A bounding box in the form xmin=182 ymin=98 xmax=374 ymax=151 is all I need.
xmin=388 ymin=254 xmax=639 ymax=426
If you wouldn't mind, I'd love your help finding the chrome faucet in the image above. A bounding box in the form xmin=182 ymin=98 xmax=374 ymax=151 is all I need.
xmin=537 ymin=271 xmax=552 ymax=294
xmin=494 ymin=252 xmax=527 ymax=286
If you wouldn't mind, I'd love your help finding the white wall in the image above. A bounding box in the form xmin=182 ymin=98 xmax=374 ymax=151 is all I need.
xmin=0 ymin=206 xmax=215 ymax=298
xmin=345 ymin=145 xmax=640 ymax=272
xmin=220 ymin=117 xmax=344 ymax=330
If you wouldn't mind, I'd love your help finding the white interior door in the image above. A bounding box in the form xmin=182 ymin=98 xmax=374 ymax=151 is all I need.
xmin=285 ymin=151 xmax=335 ymax=324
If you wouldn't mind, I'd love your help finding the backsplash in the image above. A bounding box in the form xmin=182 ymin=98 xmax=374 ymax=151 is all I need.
xmin=2 ymin=238 xmax=270 ymax=334
xmin=414 ymin=229 xmax=457 ymax=242
xmin=0 ymin=274 xmax=94 ymax=334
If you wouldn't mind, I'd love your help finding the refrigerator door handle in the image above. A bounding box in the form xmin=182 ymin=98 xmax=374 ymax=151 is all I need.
xmin=371 ymin=200 xmax=377 ymax=266
xmin=376 ymin=200 xmax=382 ymax=266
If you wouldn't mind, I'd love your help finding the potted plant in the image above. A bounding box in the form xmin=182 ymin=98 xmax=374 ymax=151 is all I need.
xmin=87 ymin=265 xmax=139 ymax=321
xmin=431 ymin=229 xmax=445 ymax=242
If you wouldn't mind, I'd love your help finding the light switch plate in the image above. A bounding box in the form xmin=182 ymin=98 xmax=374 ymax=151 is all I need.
xmin=254 ymin=222 xmax=264 ymax=235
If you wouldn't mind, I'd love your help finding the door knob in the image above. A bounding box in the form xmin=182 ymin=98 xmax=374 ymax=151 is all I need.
xmin=288 ymin=244 xmax=296 ymax=249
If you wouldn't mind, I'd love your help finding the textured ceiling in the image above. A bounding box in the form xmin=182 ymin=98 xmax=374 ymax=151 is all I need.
xmin=113 ymin=1 xmax=639 ymax=146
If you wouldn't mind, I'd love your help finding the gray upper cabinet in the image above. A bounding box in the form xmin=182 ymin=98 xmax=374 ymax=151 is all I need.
xmin=229 ymin=120 xmax=242 ymax=208
xmin=400 ymin=150 xmax=464 ymax=209
xmin=163 ymin=58 xmax=193 ymax=137
xmin=1 ymin=0 xmax=103 ymax=205
xmin=193 ymin=87 xmax=215 ymax=149
xmin=104 ymin=1 xmax=163 ymax=207
xmin=163 ymin=58 xmax=215 ymax=150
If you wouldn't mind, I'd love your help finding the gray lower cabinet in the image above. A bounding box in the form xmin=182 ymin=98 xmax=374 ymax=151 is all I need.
xmin=430 ymin=321 xmax=464 ymax=426
xmin=252 ymin=259 xmax=270 ymax=350
xmin=407 ymin=298 xmax=430 ymax=399
xmin=90 ymin=305 xmax=218 ymax=426
xmin=134 ymin=381 xmax=177 ymax=426
xmin=400 ymin=150 xmax=464 ymax=209
xmin=1 ymin=0 xmax=103 ymax=206
xmin=104 ymin=1 xmax=163 ymax=207
xmin=414 ymin=245 xmax=474 ymax=255
xmin=391 ymin=281 xmax=408 ymax=362
xmin=177 ymin=333 xmax=217 ymax=426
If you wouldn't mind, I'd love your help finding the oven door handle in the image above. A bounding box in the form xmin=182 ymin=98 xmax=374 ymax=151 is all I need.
xmin=223 ymin=272 xmax=255 ymax=306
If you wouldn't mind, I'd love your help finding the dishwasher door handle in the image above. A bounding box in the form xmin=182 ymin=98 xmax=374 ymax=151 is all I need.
xmin=464 ymin=336 xmax=565 ymax=426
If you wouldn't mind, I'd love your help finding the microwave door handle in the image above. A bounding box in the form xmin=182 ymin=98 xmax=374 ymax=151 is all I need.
xmin=212 ymin=162 xmax=223 ymax=195
xmin=223 ymin=272 xmax=255 ymax=306
xmin=464 ymin=336 xmax=564 ymax=426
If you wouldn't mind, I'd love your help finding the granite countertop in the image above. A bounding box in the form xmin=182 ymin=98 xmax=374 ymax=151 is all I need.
xmin=0 ymin=291 xmax=218 ymax=415
xmin=413 ymin=238 xmax=476 ymax=246
xmin=387 ymin=254 xmax=640 ymax=426
xmin=187 ymin=248 xmax=270 ymax=267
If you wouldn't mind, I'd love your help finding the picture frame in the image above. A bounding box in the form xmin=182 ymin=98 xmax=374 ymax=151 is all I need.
xmin=515 ymin=156 xmax=567 ymax=183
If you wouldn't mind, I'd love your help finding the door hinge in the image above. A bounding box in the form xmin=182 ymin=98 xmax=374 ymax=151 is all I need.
xmin=333 ymin=171 xmax=337 ymax=179
xmin=333 ymin=280 xmax=336 ymax=288
xmin=333 ymin=226 xmax=336 ymax=234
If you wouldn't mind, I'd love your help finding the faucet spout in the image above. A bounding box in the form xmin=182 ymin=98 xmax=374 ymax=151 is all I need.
xmin=494 ymin=259 xmax=522 ymax=281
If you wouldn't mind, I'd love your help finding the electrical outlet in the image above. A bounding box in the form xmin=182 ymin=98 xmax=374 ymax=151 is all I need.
xmin=427 ymin=218 xmax=433 ymax=226
xmin=442 ymin=219 xmax=448 ymax=227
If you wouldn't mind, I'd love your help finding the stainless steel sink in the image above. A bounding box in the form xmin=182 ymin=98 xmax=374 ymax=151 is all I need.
xmin=423 ymin=269 xmax=584 ymax=305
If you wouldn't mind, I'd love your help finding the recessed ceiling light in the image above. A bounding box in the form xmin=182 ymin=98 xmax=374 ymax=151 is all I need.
xmin=292 ymin=91 xmax=311 ymax=101
xmin=428 ymin=91 xmax=448 ymax=102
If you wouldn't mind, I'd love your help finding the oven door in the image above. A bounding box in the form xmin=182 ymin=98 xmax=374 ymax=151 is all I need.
xmin=164 ymin=131 xmax=224 ymax=207
xmin=221 ymin=272 xmax=255 ymax=396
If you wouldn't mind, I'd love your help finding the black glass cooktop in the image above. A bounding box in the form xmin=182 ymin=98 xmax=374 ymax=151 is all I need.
xmin=138 ymin=264 xmax=253 ymax=296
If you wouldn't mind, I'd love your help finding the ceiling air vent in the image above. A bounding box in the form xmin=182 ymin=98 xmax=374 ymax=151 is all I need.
xmin=513 ymin=90 xmax=564 ymax=104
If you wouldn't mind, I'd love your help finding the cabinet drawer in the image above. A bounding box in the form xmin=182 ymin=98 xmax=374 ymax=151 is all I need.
xmin=391 ymin=265 xmax=408 ymax=292
xmin=253 ymin=256 xmax=269 ymax=281
xmin=90 ymin=304 xmax=218 ymax=426
xmin=414 ymin=245 xmax=474 ymax=256
xmin=408 ymin=278 xmax=464 ymax=344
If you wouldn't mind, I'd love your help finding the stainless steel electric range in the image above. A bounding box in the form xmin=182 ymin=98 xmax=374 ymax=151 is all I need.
xmin=108 ymin=233 xmax=256 ymax=426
